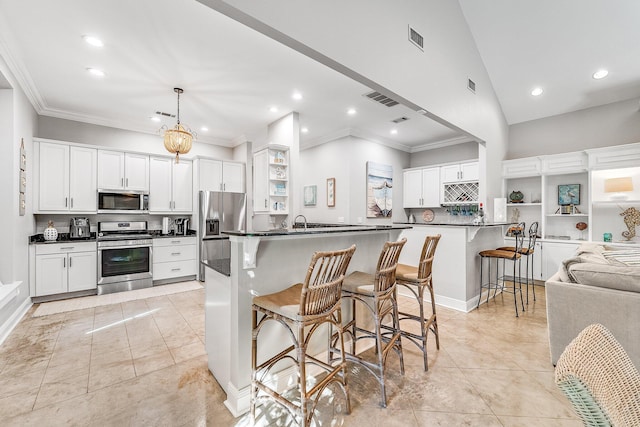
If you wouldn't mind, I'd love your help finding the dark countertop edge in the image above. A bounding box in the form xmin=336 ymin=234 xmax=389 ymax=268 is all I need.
xmin=29 ymin=232 xmax=97 ymax=244
xmin=393 ymin=222 xmax=512 ymax=227
xmin=224 ymin=225 xmax=411 ymax=237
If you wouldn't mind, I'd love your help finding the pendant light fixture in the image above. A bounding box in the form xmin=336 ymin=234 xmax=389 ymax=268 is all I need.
xmin=162 ymin=87 xmax=194 ymax=163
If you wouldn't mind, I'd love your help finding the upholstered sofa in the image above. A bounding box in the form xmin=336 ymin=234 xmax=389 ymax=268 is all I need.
xmin=546 ymin=243 xmax=640 ymax=368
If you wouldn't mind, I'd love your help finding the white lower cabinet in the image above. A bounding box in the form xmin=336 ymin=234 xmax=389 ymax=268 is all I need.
xmin=153 ymin=237 xmax=197 ymax=282
xmin=35 ymin=242 xmax=97 ymax=296
xmin=541 ymin=241 xmax=580 ymax=280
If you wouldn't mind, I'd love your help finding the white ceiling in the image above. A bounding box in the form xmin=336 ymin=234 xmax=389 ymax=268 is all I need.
xmin=0 ymin=1 xmax=637 ymax=151
xmin=459 ymin=0 xmax=640 ymax=124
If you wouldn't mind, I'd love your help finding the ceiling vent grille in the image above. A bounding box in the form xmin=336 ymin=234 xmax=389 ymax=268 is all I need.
xmin=363 ymin=91 xmax=399 ymax=107
xmin=155 ymin=111 xmax=176 ymax=118
xmin=467 ymin=78 xmax=476 ymax=93
xmin=408 ymin=26 xmax=424 ymax=50
xmin=392 ymin=116 xmax=409 ymax=124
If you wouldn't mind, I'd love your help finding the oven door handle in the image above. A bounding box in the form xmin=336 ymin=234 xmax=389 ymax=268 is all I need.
xmin=98 ymin=244 xmax=152 ymax=250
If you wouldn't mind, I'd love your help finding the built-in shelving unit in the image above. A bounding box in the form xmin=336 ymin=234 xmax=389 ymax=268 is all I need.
xmin=253 ymin=145 xmax=289 ymax=216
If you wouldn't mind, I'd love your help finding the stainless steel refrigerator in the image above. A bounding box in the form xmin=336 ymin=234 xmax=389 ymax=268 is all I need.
xmin=199 ymin=191 xmax=247 ymax=280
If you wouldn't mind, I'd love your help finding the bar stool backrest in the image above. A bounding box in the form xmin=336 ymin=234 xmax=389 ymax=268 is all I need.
xmin=507 ymin=222 xmax=526 ymax=259
xmin=418 ymin=234 xmax=441 ymax=280
xmin=527 ymin=222 xmax=539 ymax=251
xmin=300 ymin=244 xmax=356 ymax=316
xmin=373 ymin=238 xmax=407 ymax=293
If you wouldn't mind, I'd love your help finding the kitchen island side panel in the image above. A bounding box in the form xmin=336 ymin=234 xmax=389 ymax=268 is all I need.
xmin=208 ymin=229 xmax=402 ymax=416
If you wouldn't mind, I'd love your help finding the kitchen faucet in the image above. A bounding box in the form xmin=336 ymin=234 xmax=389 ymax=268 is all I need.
xmin=293 ymin=214 xmax=307 ymax=230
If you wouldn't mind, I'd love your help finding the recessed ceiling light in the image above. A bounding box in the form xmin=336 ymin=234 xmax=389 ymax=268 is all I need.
xmin=86 ymin=67 xmax=106 ymax=78
xmin=531 ymin=87 xmax=543 ymax=96
xmin=301 ymin=127 xmax=309 ymax=134
xmin=201 ymin=127 xmax=208 ymax=132
xmin=390 ymin=129 xmax=398 ymax=135
xmin=269 ymin=106 xmax=278 ymax=113
xmin=593 ymin=69 xmax=609 ymax=79
xmin=150 ymin=116 xmax=161 ymax=123
xmin=292 ymin=92 xmax=303 ymax=100
xmin=347 ymin=108 xmax=357 ymax=115
xmin=83 ymin=35 xmax=104 ymax=47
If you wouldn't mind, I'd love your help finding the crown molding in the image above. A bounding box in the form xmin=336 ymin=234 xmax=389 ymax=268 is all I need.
xmin=409 ymin=135 xmax=473 ymax=153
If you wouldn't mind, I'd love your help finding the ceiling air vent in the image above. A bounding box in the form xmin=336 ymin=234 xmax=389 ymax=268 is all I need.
xmin=363 ymin=91 xmax=399 ymax=107
xmin=408 ymin=26 xmax=424 ymax=51
xmin=155 ymin=111 xmax=176 ymax=118
xmin=467 ymin=78 xmax=476 ymax=94
xmin=392 ymin=117 xmax=409 ymax=124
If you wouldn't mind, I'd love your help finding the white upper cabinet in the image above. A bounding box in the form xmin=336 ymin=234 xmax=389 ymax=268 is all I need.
xmin=98 ymin=150 xmax=149 ymax=191
xmin=37 ymin=141 xmax=97 ymax=213
xmin=441 ymin=161 xmax=479 ymax=183
xmin=197 ymin=159 xmax=245 ymax=192
xmin=149 ymin=157 xmax=192 ymax=213
xmin=502 ymin=157 xmax=542 ymax=178
xmin=222 ymin=162 xmax=245 ymax=192
xmin=403 ymin=167 xmax=440 ymax=208
xmin=586 ymin=142 xmax=640 ymax=170
xmin=253 ymin=150 xmax=269 ymax=213
xmin=541 ymin=152 xmax=587 ymax=175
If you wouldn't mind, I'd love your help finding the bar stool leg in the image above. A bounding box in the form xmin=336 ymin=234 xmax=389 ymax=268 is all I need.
xmin=513 ymin=258 xmax=519 ymax=317
xmin=530 ymin=253 xmax=536 ymax=302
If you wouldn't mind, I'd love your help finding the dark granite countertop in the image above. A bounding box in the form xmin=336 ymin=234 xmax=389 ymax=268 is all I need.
xmin=393 ymin=222 xmax=512 ymax=227
xmin=29 ymin=233 xmax=97 ymax=245
xmin=223 ymin=224 xmax=411 ymax=237
xmin=149 ymin=230 xmax=197 ymax=239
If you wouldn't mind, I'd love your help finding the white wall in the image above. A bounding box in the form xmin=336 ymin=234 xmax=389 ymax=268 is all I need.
xmin=197 ymin=0 xmax=509 ymax=218
xmin=299 ymin=136 xmax=410 ymax=224
xmin=410 ymin=142 xmax=479 ymax=168
xmin=0 ymin=59 xmax=38 ymax=338
xmin=508 ymin=97 xmax=640 ymax=159
xmin=38 ymin=116 xmax=234 ymax=160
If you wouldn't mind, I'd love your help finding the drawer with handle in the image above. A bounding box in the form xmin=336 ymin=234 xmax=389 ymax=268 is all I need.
xmin=154 ymin=244 xmax=196 ymax=263
xmin=36 ymin=241 xmax=97 ymax=255
xmin=153 ymin=260 xmax=196 ymax=281
xmin=153 ymin=237 xmax=196 ymax=247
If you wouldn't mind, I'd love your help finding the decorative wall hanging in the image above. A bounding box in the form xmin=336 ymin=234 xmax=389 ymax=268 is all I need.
xmin=558 ymin=184 xmax=580 ymax=206
xmin=366 ymin=161 xmax=393 ymax=218
xmin=326 ymin=178 xmax=335 ymax=207
xmin=19 ymin=138 xmax=26 ymax=216
xmin=303 ymin=185 xmax=317 ymax=206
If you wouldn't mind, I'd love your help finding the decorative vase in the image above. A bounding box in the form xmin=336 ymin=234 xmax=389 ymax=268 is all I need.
xmin=509 ymin=190 xmax=525 ymax=203
xmin=43 ymin=220 xmax=58 ymax=241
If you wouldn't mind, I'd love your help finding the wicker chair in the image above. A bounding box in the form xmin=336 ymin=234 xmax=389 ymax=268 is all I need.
xmin=250 ymin=245 xmax=356 ymax=427
xmin=395 ymin=234 xmax=441 ymax=371
xmin=339 ymin=238 xmax=406 ymax=408
xmin=555 ymin=323 xmax=640 ymax=426
xmin=497 ymin=221 xmax=539 ymax=304
xmin=477 ymin=222 xmax=526 ymax=316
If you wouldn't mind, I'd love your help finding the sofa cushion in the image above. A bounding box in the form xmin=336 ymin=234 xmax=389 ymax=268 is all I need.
xmin=562 ymin=252 xmax=611 ymax=283
xmin=568 ymin=263 xmax=640 ymax=293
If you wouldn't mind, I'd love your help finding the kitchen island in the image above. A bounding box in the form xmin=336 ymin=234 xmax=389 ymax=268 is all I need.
xmin=396 ymin=222 xmax=510 ymax=312
xmin=203 ymin=225 xmax=408 ymax=416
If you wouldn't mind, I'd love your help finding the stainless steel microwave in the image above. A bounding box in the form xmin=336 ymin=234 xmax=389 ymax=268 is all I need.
xmin=97 ymin=190 xmax=149 ymax=214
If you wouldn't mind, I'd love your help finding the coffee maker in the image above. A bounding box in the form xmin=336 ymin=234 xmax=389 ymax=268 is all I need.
xmin=69 ymin=217 xmax=90 ymax=239
xmin=174 ymin=218 xmax=190 ymax=236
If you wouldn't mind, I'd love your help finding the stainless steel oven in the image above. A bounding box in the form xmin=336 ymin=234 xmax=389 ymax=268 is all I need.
xmin=97 ymin=221 xmax=153 ymax=294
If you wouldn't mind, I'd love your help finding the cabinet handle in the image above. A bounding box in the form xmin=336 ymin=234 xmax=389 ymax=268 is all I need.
xmin=171 ymin=241 xmax=181 ymax=244
xmin=171 ymin=268 xmax=181 ymax=272
xmin=70 ymin=198 xmax=74 ymax=208
xmin=126 ymin=178 xmax=129 ymax=187
xmin=264 ymin=199 xmax=267 ymax=208
xmin=60 ymin=246 xmax=74 ymax=250
xmin=63 ymin=258 xmax=66 ymax=268
xmin=223 ymin=183 xmax=226 ymax=191
xmin=65 ymin=197 xmax=68 ymax=207
xmin=121 ymin=178 xmax=124 ymax=187
xmin=171 ymin=252 xmax=181 ymax=256
xmin=69 ymin=257 xmax=72 ymax=268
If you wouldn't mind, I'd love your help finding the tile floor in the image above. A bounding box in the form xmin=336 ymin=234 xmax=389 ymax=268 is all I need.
xmin=0 ymin=284 xmax=580 ymax=426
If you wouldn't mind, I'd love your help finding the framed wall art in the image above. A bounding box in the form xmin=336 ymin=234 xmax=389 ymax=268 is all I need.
xmin=303 ymin=185 xmax=317 ymax=206
xmin=558 ymin=184 xmax=580 ymax=206
xmin=366 ymin=161 xmax=393 ymax=218
xmin=327 ymin=178 xmax=335 ymax=207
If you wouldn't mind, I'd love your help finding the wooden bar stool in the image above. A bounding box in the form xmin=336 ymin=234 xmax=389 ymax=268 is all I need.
xmin=496 ymin=222 xmax=539 ymax=304
xmin=338 ymin=238 xmax=406 ymax=408
xmin=477 ymin=223 xmax=525 ymax=317
xmin=395 ymin=234 xmax=441 ymax=371
xmin=250 ymin=245 xmax=356 ymax=427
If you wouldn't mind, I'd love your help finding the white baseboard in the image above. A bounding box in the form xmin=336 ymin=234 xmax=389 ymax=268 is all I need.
xmin=0 ymin=294 xmax=32 ymax=346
